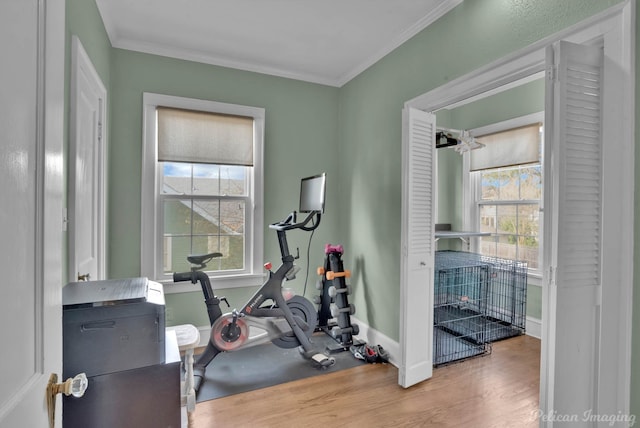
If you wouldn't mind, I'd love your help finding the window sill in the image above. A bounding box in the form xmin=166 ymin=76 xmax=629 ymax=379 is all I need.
xmin=159 ymin=272 xmax=267 ymax=294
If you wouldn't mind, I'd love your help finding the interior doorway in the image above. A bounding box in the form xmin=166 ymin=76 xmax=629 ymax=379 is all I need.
xmin=68 ymin=35 xmax=108 ymax=283
xmin=399 ymin=2 xmax=634 ymax=421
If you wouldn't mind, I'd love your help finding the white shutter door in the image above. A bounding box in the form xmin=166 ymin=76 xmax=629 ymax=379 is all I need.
xmin=542 ymin=40 xmax=603 ymax=420
xmin=399 ymin=107 xmax=436 ymax=388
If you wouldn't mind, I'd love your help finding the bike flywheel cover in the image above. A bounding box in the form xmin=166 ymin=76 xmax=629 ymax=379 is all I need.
xmin=271 ymin=295 xmax=318 ymax=349
xmin=211 ymin=314 xmax=249 ymax=351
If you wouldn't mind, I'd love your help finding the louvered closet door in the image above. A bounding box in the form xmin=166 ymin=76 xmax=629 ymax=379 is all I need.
xmin=542 ymin=40 xmax=603 ymax=419
xmin=399 ymin=107 xmax=435 ymax=388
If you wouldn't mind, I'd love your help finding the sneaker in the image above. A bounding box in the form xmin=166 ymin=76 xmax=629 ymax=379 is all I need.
xmin=374 ymin=345 xmax=389 ymax=363
xmin=350 ymin=344 xmax=388 ymax=364
xmin=350 ymin=344 xmax=366 ymax=361
xmin=363 ymin=345 xmax=379 ymax=363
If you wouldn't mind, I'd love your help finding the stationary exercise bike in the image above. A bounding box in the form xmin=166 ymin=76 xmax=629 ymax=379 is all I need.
xmin=172 ymin=175 xmax=334 ymax=393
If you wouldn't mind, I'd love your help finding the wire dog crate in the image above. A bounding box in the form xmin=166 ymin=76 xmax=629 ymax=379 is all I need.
xmin=433 ymin=262 xmax=491 ymax=365
xmin=433 ymin=251 xmax=527 ymax=366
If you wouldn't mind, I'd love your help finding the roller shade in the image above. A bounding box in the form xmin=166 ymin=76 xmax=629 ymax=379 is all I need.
xmin=471 ymin=123 xmax=541 ymax=171
xmin=157 ymin=107 xmax=254 ymax=166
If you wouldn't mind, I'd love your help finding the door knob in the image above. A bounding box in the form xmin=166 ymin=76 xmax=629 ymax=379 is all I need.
xmin=46 ymin=372 xmax=88 ymax=428
xmin=77 ymin=272 xmax=90 ymax=281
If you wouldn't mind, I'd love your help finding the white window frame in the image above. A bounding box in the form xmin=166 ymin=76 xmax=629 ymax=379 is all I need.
xmin=141 ymin=93 xmax=265 ymax=292
xmin=463 ymin=112 xmax=544 ymax=278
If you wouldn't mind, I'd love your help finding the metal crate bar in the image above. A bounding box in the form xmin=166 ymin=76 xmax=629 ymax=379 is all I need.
xmin=433 ymin=250 xmax=527 ymax=365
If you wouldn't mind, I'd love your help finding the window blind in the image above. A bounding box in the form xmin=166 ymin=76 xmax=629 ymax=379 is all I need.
xmin=157 ymin=107 xmax=254 ymax=166
xmin=470 ymin=123 xmax=541 ymax=171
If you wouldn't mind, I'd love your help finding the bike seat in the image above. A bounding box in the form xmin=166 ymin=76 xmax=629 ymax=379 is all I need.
xmin=187 ymin=252 xmax=223 ymax=266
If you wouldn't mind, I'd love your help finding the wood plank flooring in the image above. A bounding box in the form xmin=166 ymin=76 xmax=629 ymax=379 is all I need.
xmin=191 ymin=335 xmax=540 ymax=428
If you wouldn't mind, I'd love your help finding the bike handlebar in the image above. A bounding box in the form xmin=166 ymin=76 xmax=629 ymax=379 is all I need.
xmin=269 ymin=211 xmax=321 ymax=232
xmin=173 ymin=271 xmax=194 ymax=283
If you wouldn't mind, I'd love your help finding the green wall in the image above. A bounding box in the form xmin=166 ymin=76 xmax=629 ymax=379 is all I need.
xmin=338 ymin=0 xmax=618 ymax=342
xmin=66 ymin=0 xmax=640 ymax=416
xmin=108 ymin=48 xmax=340 ymax=324
xmin=337 ymin=0 xmax=635 ymax=415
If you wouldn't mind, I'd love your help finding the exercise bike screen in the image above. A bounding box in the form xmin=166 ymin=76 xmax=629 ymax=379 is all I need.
xmin=299 ymin=173 xmax=326 ymax=213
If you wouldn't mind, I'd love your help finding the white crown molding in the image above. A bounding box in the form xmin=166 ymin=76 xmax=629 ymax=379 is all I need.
xmin=98 ymin=0 xmax=463 ymax=88
xmin=335 ymin=0 xmax=463 ymax=86
xmin=112 ymin=38 xmax=341 ymax=87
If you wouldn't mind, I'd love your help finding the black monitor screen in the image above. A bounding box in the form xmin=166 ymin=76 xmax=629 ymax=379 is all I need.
xmin=299 ymin=173 xmax=326 ymax=213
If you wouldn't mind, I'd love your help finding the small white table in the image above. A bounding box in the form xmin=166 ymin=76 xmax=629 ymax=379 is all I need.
xmin=166 ymin=324 xmax=200 ymax=428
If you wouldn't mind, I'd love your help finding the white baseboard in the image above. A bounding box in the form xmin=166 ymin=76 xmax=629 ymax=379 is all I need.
xmin=526 ymin=316 xmax=542 ymax=339
xmin=194 ymin=317 xmax=539 ymax=366
xmin=197 ymin=319 xmax=402 ymax=369
xmin=350 ymin=316 xmax=400 ymax=368
xmin=197 ymin=325 xmax=211 ymax=348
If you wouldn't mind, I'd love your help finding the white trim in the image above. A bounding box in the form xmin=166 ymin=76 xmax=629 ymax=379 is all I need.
xmin=402 ymin=2 xmax=634 ymax=419
xmin=335 ymin=0 xmax=463 ymax=87
xmin=69 ymin=35 xmax=108 ymax=282
xmin=102 ymin=2 xmax=462 ymax=88
xmin=195 ymin=325 xmax=211 ymax=348
xmin=405 ymin=2 xmax=628 ymax=112
xmin=141 ymin=93 xmax=264 ymax=289
xmin=461 ymin=152 xmax=472 ymax=233
xmin=351 ymin=316 xmax=400 ymax=368
xmin=443 ymin=72 xmax=545 ymax=111
xmin=196 ymin=315 xmax=533 ymax=363
xmin=526 ymin=316 xmax=542 ymax=340
xmin=111 ymin=38 xmax=339 ymax=87
xmin=162 ymin=273 xmax=265 ymax=295
xmin=469 ymin=112 xmax=544 ymax=139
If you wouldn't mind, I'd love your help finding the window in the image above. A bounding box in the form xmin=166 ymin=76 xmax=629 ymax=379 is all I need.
xmin=142 ymin=94 xmax=264 ymax=289
xmin=465 ymin=114 xmax=543 ymax=275
xmin=475 ymin=164 xmax=541 ymax=269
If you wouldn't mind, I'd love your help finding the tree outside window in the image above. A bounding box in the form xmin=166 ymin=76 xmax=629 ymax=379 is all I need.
xmin=477 ymin=164 xmax=541 ymax=269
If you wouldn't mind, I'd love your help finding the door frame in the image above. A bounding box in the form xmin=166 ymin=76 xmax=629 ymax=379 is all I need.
xmin=400 ymin=0 xmax=634 ymax=417
xmin=68 ymin=35 xmax=107 ymax=282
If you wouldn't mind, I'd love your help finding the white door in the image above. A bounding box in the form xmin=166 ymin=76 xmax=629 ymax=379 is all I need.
xmin=541 ymin=40 xmax=604 ymax=421
xmin=68 ymin=35 xmax=107 ymax=283
xmin=400 ymin=3 xmax=633 ymax=416
xmin=0 ymin=0 xmax=65 ymax=427
xmin=399 ymin=107 xmax=436 ymax=387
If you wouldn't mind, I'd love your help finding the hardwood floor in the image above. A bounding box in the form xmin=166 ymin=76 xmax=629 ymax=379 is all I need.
xmin=192 ymin=335 xmax=540 ymax=428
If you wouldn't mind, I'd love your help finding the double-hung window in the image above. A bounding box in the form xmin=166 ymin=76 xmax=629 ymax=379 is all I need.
xmin=466 ymin=114 xmax=543 ymax=275
xmin=142 ymin=93 xmax=264 ymax=289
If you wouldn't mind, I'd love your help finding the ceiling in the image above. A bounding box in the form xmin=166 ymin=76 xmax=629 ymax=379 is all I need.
xmin=95 ymin=0 xmax=462 ymax=87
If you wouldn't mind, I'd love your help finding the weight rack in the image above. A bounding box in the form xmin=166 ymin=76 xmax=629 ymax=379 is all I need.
xmin=315 ymin=244 xmax=364 ymax=353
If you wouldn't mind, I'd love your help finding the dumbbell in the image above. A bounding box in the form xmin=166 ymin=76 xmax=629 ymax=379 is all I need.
xmin=315 ymin=278 xmax=324 ymax=291
xmin=330 ymin=303 xmax=355 ymax=318
xmin=328 ymin=284 xmax=352 ymax=298
xmin=325 ymin=270 xmax=351 ymax=281
xmin=331 ymin=324 xmax=359 ymax=338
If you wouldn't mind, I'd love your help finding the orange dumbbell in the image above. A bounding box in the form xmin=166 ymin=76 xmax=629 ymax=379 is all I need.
xmin=325 ymin=270 xmax=351 ymax=281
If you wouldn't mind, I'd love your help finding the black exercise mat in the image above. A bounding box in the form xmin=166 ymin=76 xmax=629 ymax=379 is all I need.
xmin=196 ymin=333 xmax=364 ymax=402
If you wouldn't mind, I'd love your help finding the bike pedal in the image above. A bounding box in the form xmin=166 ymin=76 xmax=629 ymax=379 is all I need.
xmin=311 ymin=353 xmax=335 ymax=369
